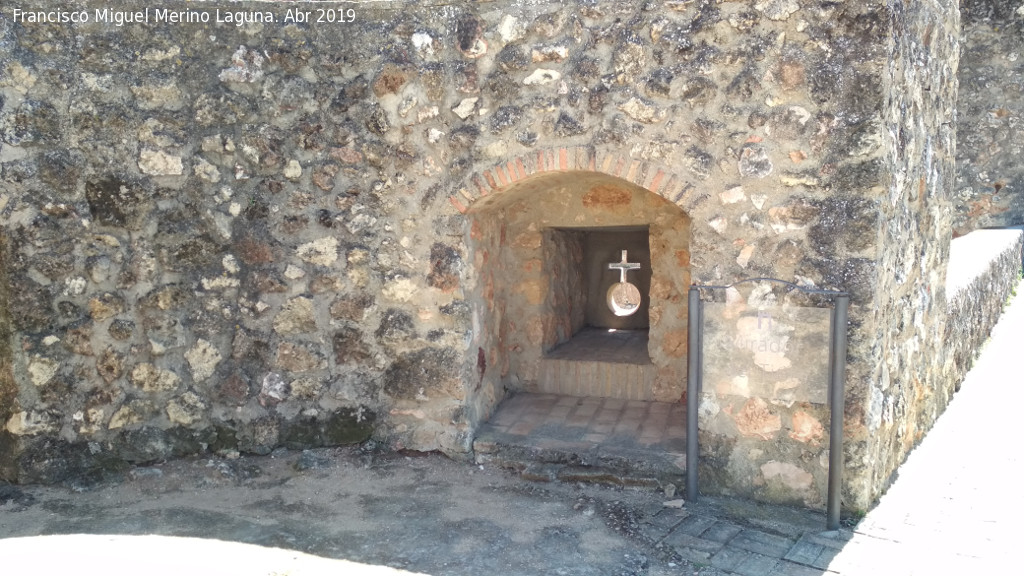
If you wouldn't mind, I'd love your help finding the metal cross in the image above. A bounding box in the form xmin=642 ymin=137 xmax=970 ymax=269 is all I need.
xmin=608 ymin=250 xmax=641 ymax=283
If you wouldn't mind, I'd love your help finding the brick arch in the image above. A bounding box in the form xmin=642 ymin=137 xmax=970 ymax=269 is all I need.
xmin=448 ymin=147 xmax=694 ymax=214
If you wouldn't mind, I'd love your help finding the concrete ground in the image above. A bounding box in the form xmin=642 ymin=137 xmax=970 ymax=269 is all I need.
xmin=2 ymin=278 xmax=1022 ymax=575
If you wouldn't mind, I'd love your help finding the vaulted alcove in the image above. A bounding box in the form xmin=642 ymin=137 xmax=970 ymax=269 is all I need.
xmin=466 ymin=171 xmax=690 ymax=406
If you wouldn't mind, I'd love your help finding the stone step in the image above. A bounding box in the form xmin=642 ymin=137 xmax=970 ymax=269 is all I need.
xmin=536 ymin=357 xmax=656 ymax=400
xmin=474 ymin=425 xmax=686 ymax=490
xmin=474 ymin=393 xmax=689 ymax=490
xmin=473 ymin=440 xmax=679 ymax=485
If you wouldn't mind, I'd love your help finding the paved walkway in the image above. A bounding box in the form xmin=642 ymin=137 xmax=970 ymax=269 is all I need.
xmin=827 ymin=276 xmax=1024 ymax=575
xmin=1 ymin=280 xmax=1021 ymax=575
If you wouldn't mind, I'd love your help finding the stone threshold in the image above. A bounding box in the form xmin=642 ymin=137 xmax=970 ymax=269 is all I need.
xmin=473 ymin=392 xmax=687 ymax=488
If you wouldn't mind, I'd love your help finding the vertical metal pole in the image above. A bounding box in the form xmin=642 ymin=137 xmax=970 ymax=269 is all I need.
xmin=686 ymin=287 xmax=701 ymax=501
xmin=827 ymin=294 xmax=850 ymax=530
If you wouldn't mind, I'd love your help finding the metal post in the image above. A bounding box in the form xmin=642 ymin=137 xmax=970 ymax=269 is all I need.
xmin=686 ymin=287 xmax=701 ymax=501
xmin=827 ymin=294 xmax=850 ymax=530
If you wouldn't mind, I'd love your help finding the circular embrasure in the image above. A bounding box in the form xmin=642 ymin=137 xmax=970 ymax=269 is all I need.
xmin=607 ymin=281 xmax=642 ymax=317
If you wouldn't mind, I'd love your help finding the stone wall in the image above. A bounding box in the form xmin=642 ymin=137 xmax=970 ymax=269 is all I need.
xmin=945 ymin=229 xmax=1024 ymax=388
xmin=0 ymin=0 xmax=984 ymax=513
xmin=853 ymin=0 xmax=962 ymax=508
xmin=0 ymin=233 xmax=18 ymax=480
xmin=956 ymin=0 xmax=1024 ymax=234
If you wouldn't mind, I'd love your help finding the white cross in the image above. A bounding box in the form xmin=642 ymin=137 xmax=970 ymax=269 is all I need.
xmin=608 ymin=250 xmax=641 ymax=283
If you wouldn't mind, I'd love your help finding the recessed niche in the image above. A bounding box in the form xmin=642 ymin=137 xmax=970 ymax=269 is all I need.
xmin=541 ymin=226 xmax=653 ymax=365
xmin=467 ymin=170 xmax=691 ymax=402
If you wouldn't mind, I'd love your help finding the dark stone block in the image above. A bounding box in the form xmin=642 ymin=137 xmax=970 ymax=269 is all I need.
xmin=384 ymin=347 xmax=461 ymax=400
xmin=108 ymin=319 xmax=135 ymax=341
xmin=333 ymin=326 xmax=370 ymax=364
xmin=330 ymin=294 xmax=374 ymax=322
xmin=376 ymin=308 xmax=416 ymax=342
xmin=554 ymin=112 xmax=586 ymax=137
xmin=283 ymin=416 xmax=321 ymax=449
xmin=9 ymin=281 xmax=55 ymax=333
xmin=321 ymin=407 xmax=375 ymax=445
xmin=365 ymin=106 xmax=389 ymax=136
xmin=496 ymin=45 xmax=530 ymax=71
xmin=427 ymin=243 xmax=461 ymax=291
xmin=219 ymin=372 xmax=252 ymax=404
xmin=117 ymin=426 xmax=203 ymax=464
xmin=237 ymin=417 xmax=281 ymax=456
xmin=456 ymin=13 xmax=485 ymax=56
xmin=490 ymin=106 xmax=523 ymax=133
xmin=808 ymin=196 xmax=878 ymax=256
xmin=38 ymin=149 xmax=83 ymax=197
xmin=645 ymin=68 xmax=674 ymax=97
xmin=86 ymin=177 xmax=146 ymax=229
xmin=449 ymin=125 xmax=480 ymax=150
xmin=208 ymin=425 xmax=238 ymax=453
xmin=169 ymin=235 xmax=223 ymax=271
xmin=8 ymin=436 xmax=130 ymax=485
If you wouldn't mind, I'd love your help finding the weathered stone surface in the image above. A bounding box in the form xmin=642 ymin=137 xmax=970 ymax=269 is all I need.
xmin=259 ymin=373 xmax=290 ymax=407
xmin=88 ymin=293 xmax=125 ymax=320
xmin=130 ymin=364 xmax=180 ymax=393
xmin=108 ymin=406 xmax=142 ymax=430
xmin=85 ymin=178 xmax=146 ymax=228
xmin=27 ymin=356 xmax=58 ymax=387
xmin=167 ymin=392 xmax=206 ymax=426
xmin=289 ymin=377 xmax=323 ymax=400
xmin=760 ymin=461 xmax=813 ymax=491
xmin=273 ymin=297 xmax=317 ymax=335
xmin=5 ymin=411 xmax=58 ymax=436
xmin=96 ymin=348 xmax=124 ymax=384
xmin=956 ymin=0 xmax=1024 ymax=233
xmin=789 ymin=411 xmax=824 ymax=444
xmin=384 ymin=348 xmax=462 ymax=400
xmin=219 ymin=373 xmax=251 ymax=405
xmin=185 ymin=339 xmax=222 ymax=383
xmin=275 ymin=343 xmax=324 ymax=373
xmin=296 ymin=237 xmax=339 ymax=267
xmin=330 ymin=294 xmax=373 ymax=322
xmin=333 ymin=327 xmax=371 ymax=365
xmin=427 ymin=243 xmax=461 ymax=292
xmin=376 ymin=309 xmax=416 ymax=343
xmin=107 ymin=320 xmax=134 ymax=341
xmin=734 ymin=398 xmax=782 ymax=441
xmin=738 ymin=145 xmax=774 ymax=179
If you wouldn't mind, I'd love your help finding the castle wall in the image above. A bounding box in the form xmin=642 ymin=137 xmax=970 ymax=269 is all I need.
xmin=0 ymin=0 xmax=978 ymax=512
xmin=956 ymin=0 xmax=1024 ymax=234
xmin=861 ymin=0 xmax=962 ymax=508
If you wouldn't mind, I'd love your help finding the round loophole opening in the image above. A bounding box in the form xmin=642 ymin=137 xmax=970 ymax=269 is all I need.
xmin=607 ymin=282 xmax=641 ymax=317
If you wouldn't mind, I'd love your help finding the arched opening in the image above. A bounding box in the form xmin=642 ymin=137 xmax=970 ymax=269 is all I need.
xmin=467 ymin=170 xmax=691 ymax=411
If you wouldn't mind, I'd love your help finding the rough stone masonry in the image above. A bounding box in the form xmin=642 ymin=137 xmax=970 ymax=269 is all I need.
xmin=0 ymin=0 xmax=1020 ymax=514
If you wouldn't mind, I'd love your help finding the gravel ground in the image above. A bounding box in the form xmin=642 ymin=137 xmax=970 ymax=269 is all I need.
xmin=0 ymin=446 xmax=706 ymax=576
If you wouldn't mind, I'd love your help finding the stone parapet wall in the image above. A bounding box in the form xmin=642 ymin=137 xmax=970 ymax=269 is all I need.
xmin=945 ymin=228 xmax=1024 ymax=388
